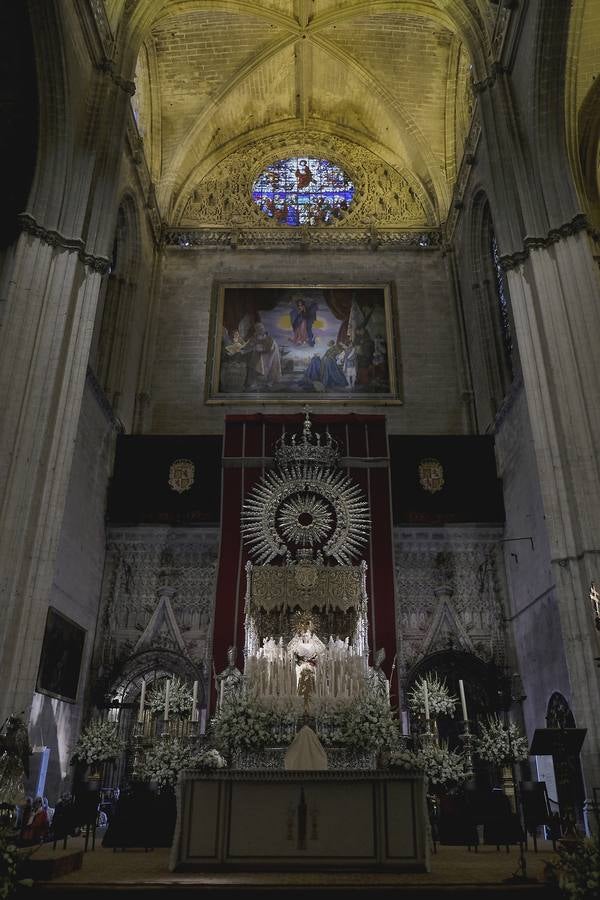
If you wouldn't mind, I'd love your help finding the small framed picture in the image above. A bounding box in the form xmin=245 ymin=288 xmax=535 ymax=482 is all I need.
xmin=36 ymin=607 xmax=86 ymax=703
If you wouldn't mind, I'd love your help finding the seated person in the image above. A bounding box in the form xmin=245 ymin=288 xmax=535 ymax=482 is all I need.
xmin=20 ymin=795 xmax=49 ymax=844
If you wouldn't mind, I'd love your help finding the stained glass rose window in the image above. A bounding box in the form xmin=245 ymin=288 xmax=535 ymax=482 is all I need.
xmin=252 ymin=156 xmax=355 ymax=226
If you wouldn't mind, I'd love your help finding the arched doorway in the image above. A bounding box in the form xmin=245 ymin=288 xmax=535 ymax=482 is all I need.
xmin=98 ymin=649 xmax=205 ymax=789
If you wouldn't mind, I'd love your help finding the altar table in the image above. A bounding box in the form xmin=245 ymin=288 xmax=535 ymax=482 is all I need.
xmin=170 ymin=769 xmax=430 ymax=872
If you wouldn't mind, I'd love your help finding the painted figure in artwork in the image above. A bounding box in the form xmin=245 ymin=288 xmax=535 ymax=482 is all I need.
xmin=290 ymin=297 xmax=318 ymax=347
xmin=320 ymin=340 xmax=348 ymax=389
xmin=295 ymin=160 xmax=313 ymax=189
xmin=246 ymin=322 xmax=282 ymax=388
xmin=354 ymin=326 xmax=375 ymax=386
xmin=341 ymin=343 xmax=357 ymax=388
xmin=223 ymin=329 xmax=247 ymax=356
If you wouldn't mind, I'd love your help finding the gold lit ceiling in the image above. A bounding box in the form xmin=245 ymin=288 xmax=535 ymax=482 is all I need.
xmin=110 ymin=1 xmax=499 ymax=226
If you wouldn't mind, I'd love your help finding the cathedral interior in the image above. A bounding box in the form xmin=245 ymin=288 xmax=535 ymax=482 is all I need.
xmin=1 ymin=0 xmax=600 ymax=889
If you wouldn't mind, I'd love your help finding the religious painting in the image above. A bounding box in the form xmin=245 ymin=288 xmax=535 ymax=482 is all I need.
xmin=35 ymin=607 xmax=86 ymax=703
xmin=206 ymin=284 xmax=401 ymax=404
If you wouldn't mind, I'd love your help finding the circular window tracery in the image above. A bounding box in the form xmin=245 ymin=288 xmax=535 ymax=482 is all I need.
xmin=252 ymin=156 xmax=355 ymax=226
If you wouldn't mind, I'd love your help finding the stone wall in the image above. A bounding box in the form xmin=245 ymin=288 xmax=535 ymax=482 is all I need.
xmin=494 ymin=385 xmax=572 ymax=740
xmin=28 ymin=377 xmax=118 ymax=801
xmin=147 ymin=246 xmax=469 ymax=435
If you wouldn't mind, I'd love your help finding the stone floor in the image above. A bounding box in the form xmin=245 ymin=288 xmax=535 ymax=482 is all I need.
xmin=25 ymin=836 xmax=561 ymax=897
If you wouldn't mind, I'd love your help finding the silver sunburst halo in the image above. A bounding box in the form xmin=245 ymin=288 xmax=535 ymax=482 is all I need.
xmin=241 ymin=463 xmax=370 ymax=564
xmin=277 ymin=494 xmax=334 ymax=547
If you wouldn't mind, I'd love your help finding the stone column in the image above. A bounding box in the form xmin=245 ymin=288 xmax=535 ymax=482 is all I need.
xmin=0 ymin=47 xmax=135 ymax=721
xmin=504 ymin=227 xmax=600 ymax=794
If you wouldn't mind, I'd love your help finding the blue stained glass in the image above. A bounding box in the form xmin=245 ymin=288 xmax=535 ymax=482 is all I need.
xmin=491 ymin=233 xmax=513 ymax=360
xmin=252 ymin=156 xmax=355 ymax=226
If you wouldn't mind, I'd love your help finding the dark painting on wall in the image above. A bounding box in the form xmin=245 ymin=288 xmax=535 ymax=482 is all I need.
xmin=207 ymin=283 xmax=402 ymax=404
xmin=36 ymin=607 xmax=86 ymax=703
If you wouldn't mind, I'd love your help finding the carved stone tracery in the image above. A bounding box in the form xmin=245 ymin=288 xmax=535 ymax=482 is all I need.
xmin=179 ymin=131 xmax=431 ymax=228
xmin=394 ymin=528 xmax=507 ymax=677
xmin=94 ymin=528 xmax=219 ymax=701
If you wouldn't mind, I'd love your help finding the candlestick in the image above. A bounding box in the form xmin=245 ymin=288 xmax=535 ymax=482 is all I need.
xmin=191 ymin=680 xmax=198 ymax=722
xmin=164 ymin=678 xmax=171 ymax=722
xmin=138 ymin=678 xmax=146 ymax=724
xmin=423 ymin=681 xmax=430 ymax=721
xmin=458 ymin=679 xmax=468 ymax=722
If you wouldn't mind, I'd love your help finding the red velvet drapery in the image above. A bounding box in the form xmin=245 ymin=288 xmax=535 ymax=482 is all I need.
xmin=212 ymin=412 xmax=397 ymax=707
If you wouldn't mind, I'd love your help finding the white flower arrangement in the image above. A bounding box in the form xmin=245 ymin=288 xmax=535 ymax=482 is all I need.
xmin=548 ymin=835 xmax=600 ymax=900
xmin=475 ymin=715 xmax=529 ymax=766
xmin=407 ymin=674 xmax=457 ymax=719
xmin=340 ymin=695 xmax=401 ymax=753
xmin=146 ymin=677 xmax=194 ymax=719
xmin=387 ymin=748 xmax=421 ymax=771
xmin=211 ymin=695 xmax=274 ymax=754
xmin=195 ymin=748 xmax=227 ymax=769
xmin=314 ymin=707 xmax=348 ymax=747
xmin=70 ymin=720 xmax=125 ymax=767
xmin=0 ymin=827 xmax=19 ymax=900
xmin=389 ymin=742 xmax=468 ymax=788
xmin=134 ymin=739 xmax=224 ymax=790
xmin=415 ymin=740 xmax=468 ymax=789
xmin=0 ymin=752 xmax=25 ymax=806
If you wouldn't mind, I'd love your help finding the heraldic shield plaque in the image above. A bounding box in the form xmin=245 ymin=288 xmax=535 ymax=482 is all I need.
xmin=418 ymin=458 xmax=445 ymax=494
xmin=168 ymin=458 xmax=195 ymax=494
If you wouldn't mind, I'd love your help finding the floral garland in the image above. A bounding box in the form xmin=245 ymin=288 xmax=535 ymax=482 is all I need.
xmin=70 ymin=720 xmax=125 ymax=767
xmin=475 ymin=715 xmax=528 ymax=766
xmin=407 ymin=674 xmax=457 ymax=719
xmin=146 ymin=677 xmax=194 ymax=719
xmin=134 ymin=740 xmax=227 ymax=790
xmin=211 ymin=696 xmax=274 ymax=754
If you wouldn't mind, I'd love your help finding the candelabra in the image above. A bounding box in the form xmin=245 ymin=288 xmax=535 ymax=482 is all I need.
xmin=459 ymin=719 xmax=475 ymax=780
xmin=503 ymin=672 xmax=536 ymax=885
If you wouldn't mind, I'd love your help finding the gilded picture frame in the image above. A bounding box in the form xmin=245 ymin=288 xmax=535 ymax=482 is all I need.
xmin=206 ymin=283 xmax=402 ymax=405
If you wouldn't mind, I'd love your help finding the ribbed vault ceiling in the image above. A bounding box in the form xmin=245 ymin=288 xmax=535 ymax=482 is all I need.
xmin=123 ymin=0 xmax=496 ymax=224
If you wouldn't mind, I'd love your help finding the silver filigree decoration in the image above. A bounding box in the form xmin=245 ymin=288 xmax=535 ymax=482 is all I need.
xmin=242 ymin=463 xmax=370 ymax=565
xmin=277 ymin=494 xmax=334 ymax=547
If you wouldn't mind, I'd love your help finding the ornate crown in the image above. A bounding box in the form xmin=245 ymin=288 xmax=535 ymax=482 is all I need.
xmin=274 ymin=409 xmax=340 ymax=469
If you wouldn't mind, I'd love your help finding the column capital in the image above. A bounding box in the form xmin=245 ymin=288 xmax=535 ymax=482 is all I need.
xmin=18 ymin=213 xmax=111 ymax=274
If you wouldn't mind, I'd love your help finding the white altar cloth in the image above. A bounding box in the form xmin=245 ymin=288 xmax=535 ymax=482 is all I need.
xmin=170 ymin=769 xmax=430 ymax=872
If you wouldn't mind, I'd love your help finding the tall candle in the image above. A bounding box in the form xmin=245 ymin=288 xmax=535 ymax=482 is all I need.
xmin=459 ymin=679 xmax=469 ymax=722
xmin=423 ymin=681 xmax=430 ymax=721
xmin=138 ymin=679 xmax=146 ymax=724
xmin=191 ymin=680 xmax=198 ymax=722
xmin=164 ymin=678 xmax=171 ymax=722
